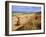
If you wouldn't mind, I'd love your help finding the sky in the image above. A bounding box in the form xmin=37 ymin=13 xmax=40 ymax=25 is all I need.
xmin=12 ymin=5 xmax=41 ymax=13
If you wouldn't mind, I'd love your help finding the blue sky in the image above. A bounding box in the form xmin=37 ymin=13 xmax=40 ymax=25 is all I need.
xmin=12 ymin=5 xmax=41 ymax=13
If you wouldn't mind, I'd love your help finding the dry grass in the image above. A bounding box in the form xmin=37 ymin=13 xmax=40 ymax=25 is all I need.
xmin=12 ymin=13 xmax=41 ymax=31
